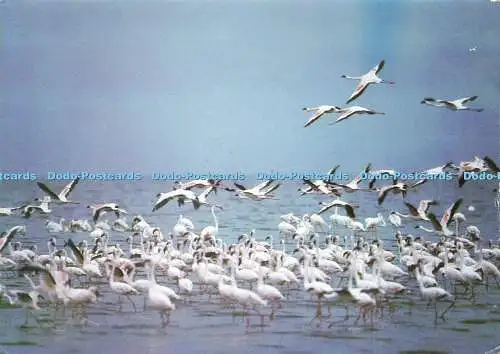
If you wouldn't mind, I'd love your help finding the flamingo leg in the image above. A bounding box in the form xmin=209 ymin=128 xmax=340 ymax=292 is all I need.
xmin=238 ymin=305 xmax=249 ymax=327
xmin=269 ymin=303 xmax=275 ymax=320
xmin=24 ymin=308 xmax=29 ymax=325
xmin=440 ymin=300 xmax=455 ymax=320
xmin=125 ymin=295 xmax=136 ymax=312
xmin=161 ymin=311 xmax=171 ymax=327
xmin=255 ymin=307 xmax=264 ymax=327
xmin=315 ymin=297 xmax=322 ymax=318
xmin=118 ymin=295 xmax=123 ymax=311
xmin=354 ymin=307 xmax=362 ymax=325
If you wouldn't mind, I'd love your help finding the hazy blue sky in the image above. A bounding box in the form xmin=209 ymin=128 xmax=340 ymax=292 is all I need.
xmin=0 ymin=0 xmax=498 ymax=175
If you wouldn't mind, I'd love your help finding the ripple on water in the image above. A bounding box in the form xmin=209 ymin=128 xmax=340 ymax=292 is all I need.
xmin=399 ymin=351 xmax=449 ymax=354
xmin=461 ymin=318 xmax=500 ymax=325
xmin=0 ymin=341 xmax=37 ymax=346
xmin=254 ymin=344 xmax=287 ymax=349
xmin=443 ymin=327 xmax=470 ymax=332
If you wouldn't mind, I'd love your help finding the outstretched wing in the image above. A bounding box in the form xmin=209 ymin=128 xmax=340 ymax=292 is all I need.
xmin=326 ymin=165 xmax=340 ymax=177
xmin=233 ymin=183 xmax=247 ymax=191
xmin=441 ymin=198 xmax=463 ymax=227
xmin=483 ymin=156 xmax=500 ymax=173
xmin=303 ymin=179 xmax=319 ymax=190
xmin=404 ymin=202 xmax=419 ymax=216
xmin=343 ymin=204 xmax=356 ymax=218
xmin=378 ymin=185 xmax=396 ymax=205
xmin=373 ymin=60 xmax=385 ymax=75
xmin=252 ymin=180 xmax=274 ymax=192
xmin=60 ymin=177 xmax=80 ymax=199
xmin=459 ymin=95 xmax=478 ymax=104
xmin=0 ymin=226 xmax=25 ymax=253
xmin=152 ymin=195 xmax=172 ymax=212
xmin=36 ymin=182 xmax=59 ymax=200
xmin=427 ymin=213 xmax=442 ymax=232
xmin=346 ymin=82 xmax=370 ymax=104
xmin=263 ymin=183 xmax=281 ymax=195
xmin=0 ymin=231 xmax=15 ymax=253
xmin=64 ymin=238 xmax=84 ymax=266
xmin=304 ymin=110 xmax=326 ymax=128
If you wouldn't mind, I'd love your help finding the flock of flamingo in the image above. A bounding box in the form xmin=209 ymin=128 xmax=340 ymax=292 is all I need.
xmin=301 ymin=59 xmax=484 ymax=128
xmin=0 ymin=161 xmax=499 ymax=331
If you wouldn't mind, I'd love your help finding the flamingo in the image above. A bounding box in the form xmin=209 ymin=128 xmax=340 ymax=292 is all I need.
xmin=341 ymin=60 xmax=395 ymax=104
xmin=302 ymin=105 xmax=341 ymax=128
xmin=328 ymin=106 xmax=385 ymax=125
xmin=421 ymin=96 xmax=483 ymax=112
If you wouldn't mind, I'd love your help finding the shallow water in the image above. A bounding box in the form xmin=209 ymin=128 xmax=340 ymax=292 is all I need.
xmin=0 ymin=178 xmax=499 ymax=354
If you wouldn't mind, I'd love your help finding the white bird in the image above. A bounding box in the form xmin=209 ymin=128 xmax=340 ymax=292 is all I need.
xmin=228 ymin=267 xmax=268 ymax=327
xmin=310 ymin=213 xmax=329 ymax=234
xmin=22 ymin=197 xmax=52 ymax=217
xmin=178 ymin=277 xmax=193 ymax=294
xmin=62 ymin=285 xmax=99 ymax=323
xmin=317 ymin=199 xmax=357 ymax=218
xmin=107 ymin=217 xmax=127 ymax=232
xmin=278 ymin=221 xmax=297 ymax=238
xmin=36 ymin=178 xmax=80 ymax=203
xmin=280 ymin=212 xmax=301 ymax=225
xmin=87 ymin=203 xmax=128 ymax=223
xmin=256 ymin=268 xmax=284 ymax=317
xmin=107 ymin=260 xmax=139 ymax=311
xmin=330 ymin=163 xmax=371 ymax=193
xmin=328 ymin=106 xmax=385 ymax=125
xmin=341 ymin=60 xmax=395 ymax=104
xmin=152 ymin=189 xmax=200 ymax=212
xmin=421 ymin=96 xmax=483 ymax=112
xmin=388 ymin=212 xmax=402 ymax=228
xmin=427 ymin=198 xmax=464 ymax=237
xmin=0 ymin=226 xmax=27 ymax=254
xmin=377 ymin=182 xmax=408 ymax=205
xmin=147 ymin=261 xmax=181 ymax=301
xmin=365 ymin=212 xmax=386 ymax=230
xmin=197 ymin=186 xmax=223 ymax=210
xmin=416 ymin=267 xmax=455 ymax=322
xmin=302 ymin=105 xmax=341 ymax=128
xmin=451 ymin=212 xmax=466 ymax=235
xmin=457 ymin=156 xmax=498 ymax=187
xmin=0 ymin=203 xmax=29 ymax=216
xmin=233 ymin=180 xmax=280 ymax=200
xmin=148 ymin=282 xmax=176 ymax=327
xmin=404 ymin=199 xmax=438 ymax=221
xmin=45 ymin=219 xmax=67 ymax=233
xmin=177 ymin=214 xmax=194 ymax=230
xmin=301 ymin=171 xmax=341 ymax=195
xmin=174 ymin=179 xmax=221 ymax=191
xmin=303 ymin=256 xmax=334 ymax=318
xmin=173 ymin=222 xmax=190 ymax=239
xmin=200 ymin=205 xmax=220 ymax=240
xmin=420 ymin=162 xmax=457 ymax=178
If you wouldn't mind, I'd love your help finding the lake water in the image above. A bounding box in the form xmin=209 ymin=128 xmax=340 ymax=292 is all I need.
xmin=0 ymin=177 xmax=499 ymax=354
